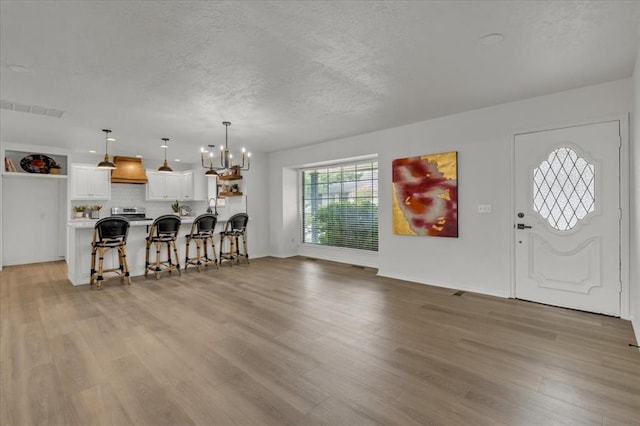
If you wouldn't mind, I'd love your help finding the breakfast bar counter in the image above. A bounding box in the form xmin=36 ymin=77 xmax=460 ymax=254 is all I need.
xmin=66 ymin=216 xmax=227 ymax=285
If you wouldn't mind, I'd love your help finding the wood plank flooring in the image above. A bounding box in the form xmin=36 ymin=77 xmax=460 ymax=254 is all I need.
xmin=1 ymin=257 xmax=638 ymax=425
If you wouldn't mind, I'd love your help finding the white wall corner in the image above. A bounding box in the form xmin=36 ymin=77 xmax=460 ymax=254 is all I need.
xmin=630 ymin=46 xmax=640 ymax=343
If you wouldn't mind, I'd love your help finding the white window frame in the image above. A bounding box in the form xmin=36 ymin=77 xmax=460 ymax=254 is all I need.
xmin=297 ymin=156 xmax=379 ymax=268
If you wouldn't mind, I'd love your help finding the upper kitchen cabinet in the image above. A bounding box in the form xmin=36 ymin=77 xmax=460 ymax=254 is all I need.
xmin=193 ymin=171 xmax=209 ymax=201
xmin=146 ymin=170 xmax=181 ymax=201
xmin=180 ymin=170 xmax=194 ymax=201
xmin=69 ymin=164 xmax=111 ymax=200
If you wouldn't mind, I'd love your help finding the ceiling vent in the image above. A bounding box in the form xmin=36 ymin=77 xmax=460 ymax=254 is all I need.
xmin=0 ymin=99 xmax=64 ymax=118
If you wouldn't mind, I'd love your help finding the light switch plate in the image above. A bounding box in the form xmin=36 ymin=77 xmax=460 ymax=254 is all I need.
xmin=477 ymin=204 xmax=492 ymax=214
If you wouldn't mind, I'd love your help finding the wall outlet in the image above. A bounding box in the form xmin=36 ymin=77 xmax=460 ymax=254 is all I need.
xmin=477 ymin=204 xmax=492 ymax=214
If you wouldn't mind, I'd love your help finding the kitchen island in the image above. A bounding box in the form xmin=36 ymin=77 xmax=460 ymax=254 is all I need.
xmin=66 ymin=216 xmax=228 ymax=285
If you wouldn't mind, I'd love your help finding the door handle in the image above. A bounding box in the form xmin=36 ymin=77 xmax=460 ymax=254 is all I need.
xmin=517 ymin=223 xmax=532 ymax=230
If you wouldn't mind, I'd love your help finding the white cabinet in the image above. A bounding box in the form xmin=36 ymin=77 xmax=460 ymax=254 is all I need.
xmin=70 ymin=164 xmax=111 ymax=200
xmin=146 ymin=170 xmax=181 ymax=201
xmin=180 ymin=170 xmax=194 ymax=201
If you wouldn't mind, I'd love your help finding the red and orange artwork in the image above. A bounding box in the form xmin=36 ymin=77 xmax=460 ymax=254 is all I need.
xmin=392 ymin=151 xmax=458 ymax=237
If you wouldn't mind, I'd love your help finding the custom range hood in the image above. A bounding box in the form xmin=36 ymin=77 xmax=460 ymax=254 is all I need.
xmin=110 ymin=156 xmax=148 ymax=184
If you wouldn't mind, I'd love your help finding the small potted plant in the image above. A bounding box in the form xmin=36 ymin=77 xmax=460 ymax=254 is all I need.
xmin=171 ymin=200 xmax=180 ymax=214
xmin=231 ymin=183 xmax=240 ymax=193
xmin=90 ymin=205 xmax=102 ymax=219
xmin=72 ymin=205 xmax=86 ymax=219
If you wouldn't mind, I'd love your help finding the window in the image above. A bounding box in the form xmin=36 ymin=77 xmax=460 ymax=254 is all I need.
xmin=302 ymin=160 xmax=378 ymax=251
xmin=533 ymin=147 xmax=595 ymax=231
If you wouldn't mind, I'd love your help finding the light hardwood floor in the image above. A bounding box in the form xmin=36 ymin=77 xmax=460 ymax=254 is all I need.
xmin=1 ymin=257 xmax=638 ymax=425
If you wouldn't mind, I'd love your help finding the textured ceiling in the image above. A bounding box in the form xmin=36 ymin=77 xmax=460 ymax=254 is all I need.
xmin=1 ymin=1 xmax=639 ymax=163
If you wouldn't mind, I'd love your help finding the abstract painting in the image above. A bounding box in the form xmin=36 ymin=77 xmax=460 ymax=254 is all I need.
xmin=392 ymin=151 xmax=458 ymax=237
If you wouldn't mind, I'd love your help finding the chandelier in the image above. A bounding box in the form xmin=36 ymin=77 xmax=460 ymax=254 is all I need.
xmin=158 ymin=138 xmax=173 ymax=173
xmin=201 ymin=121 xmax=250 ymax=175
xmin=97 ymin=129 xmax=116 ymax=169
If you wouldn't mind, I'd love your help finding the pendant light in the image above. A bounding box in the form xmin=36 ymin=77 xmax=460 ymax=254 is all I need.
xmin=158 ymin=138 xmax=173 ymax=173
xmin=200 ymin=121 xmax=251 ymax=175
xmin=97 ymin=129 xmax=116 ymax=169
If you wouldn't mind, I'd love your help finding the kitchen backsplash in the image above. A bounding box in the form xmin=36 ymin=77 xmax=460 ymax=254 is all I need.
xmin=71 ymin=183 xmax=207 ymax=219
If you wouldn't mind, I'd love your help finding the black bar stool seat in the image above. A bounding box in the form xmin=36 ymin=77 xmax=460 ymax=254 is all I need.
xmin=185 ymin=214 xmax=218 ymax=272
xmin=90 ymin=216 xmax=131 ymax=290
xmin=145 ymin=215 xmax=182 ymax=279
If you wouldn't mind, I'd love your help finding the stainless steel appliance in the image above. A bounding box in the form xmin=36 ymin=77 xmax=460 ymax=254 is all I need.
xmin=111 ymin=206 xmax=152 ymax=221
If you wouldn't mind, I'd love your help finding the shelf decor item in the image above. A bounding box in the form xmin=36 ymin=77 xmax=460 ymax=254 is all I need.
xmin=73 ymin=205 xmax=87 ymax=219
xmin=90 ymin=205 xmax=102 ymax=219
xmin=20 ymin=154 xmax=56 ymax=174
xmin=392 ymin=151 xmax=458 ymax=238
xmin=49 ymin=162 xmax=62 ymax=174
xmin=4 ymin=157 xmax=17 ymax=172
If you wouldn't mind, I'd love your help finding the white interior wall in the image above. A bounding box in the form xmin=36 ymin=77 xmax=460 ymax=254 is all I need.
xmin=1 ymin=142 xmax=70 ymax=266
xmin=241 ymin=150 xmax=269 ymax=258
xmin=0 ymin=165 xmax=3 ymax=270
xmin=2 ymin=175 xmax=65 ymax=265
xmin=631 ymin=49 xmax=640 ymax=344
xmin=269 ymin=78 xmax=633 ymax=302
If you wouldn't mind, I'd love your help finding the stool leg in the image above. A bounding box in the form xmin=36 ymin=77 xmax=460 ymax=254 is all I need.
xmin=172 ymin=239 xmax=181 ymax=275
xmin=97 ymin=247 xmax=105 ymax=290
xmin=166 ymin=241 xmax=172 ymax=274
xmin=219 ymin=234 xmax=224 ymax=265
xmin=118 ymin=246 xmax=125 ymax=282
xmin=144 ymin=239 xmax=151 ymax=277
xmin=185 ymin=238 xmax=191 ymax=271
xmin=121 ymin=245 xmax=131 ymax=285
xmin=242 ymin=233 xmax=249 ymax=264
xmin=229 ymin=235 xmax=238 ymax=266
xmin=220 ymin=234 xmax=228 ymax=266
xmin=209 ymin=235 xmax=219 ymax=268
xmin=196 ymin=239 xmax=202 ymax=272
xmin=235 ymin=235 xmax=241 ymax=264
xmin=90 ymin=245 xmax=97 ymax=286
xmin=154 ymin=241 xmax=162 ymax=279
xmin=203 ymin=239 xmax=210 ymax=267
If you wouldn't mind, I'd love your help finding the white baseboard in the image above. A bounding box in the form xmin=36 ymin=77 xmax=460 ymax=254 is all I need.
xmin=632 ymin=316 xmax=640 ymax=351
xmin=376 ymin=270 xmax=510 ymax=299
xmin=297 ymin=245 xmax=378 ymax=268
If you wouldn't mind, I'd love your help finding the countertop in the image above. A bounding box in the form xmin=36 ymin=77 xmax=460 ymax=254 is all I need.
xmin=67 ymin=215 xmax=200 ymax=228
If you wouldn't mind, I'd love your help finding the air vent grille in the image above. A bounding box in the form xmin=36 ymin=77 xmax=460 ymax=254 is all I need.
xmin=0 ymin=99 xmax=64 ymax=118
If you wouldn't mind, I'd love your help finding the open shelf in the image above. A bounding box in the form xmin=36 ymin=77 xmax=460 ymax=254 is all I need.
xmin=218 ymin=175 xmax=243 ymax=181
xmin=2 ymin=171 xmax=67 ymax=179
xmin=4 ymin=149 xmax=68 ymax=176
xmin=219 ymin=191 xmax=243 ymax=197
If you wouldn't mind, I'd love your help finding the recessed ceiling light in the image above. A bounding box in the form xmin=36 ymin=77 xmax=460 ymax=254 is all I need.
xmin=135 ymin=155 xmax=142 ymax=158
xmin=174 ymin=159 xmax=181 ymax=162
xmin=478 ymin=33 xmax=505 ymax=46
xmin=7 ymin=64 xmax=32 ymax=73
xmin=89 ymin=150 xmax=97 ymax=154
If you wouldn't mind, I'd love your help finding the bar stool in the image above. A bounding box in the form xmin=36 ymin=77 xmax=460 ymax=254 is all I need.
xmin=145 ymin=215 xmax=181 ymax=279
xmin=184 ymin=214 xmax=218 ymax=272
xmin=90 ymin=217 xmax=131 ymax=290
xmin=219 ymin=213 xmax=249 ymax=266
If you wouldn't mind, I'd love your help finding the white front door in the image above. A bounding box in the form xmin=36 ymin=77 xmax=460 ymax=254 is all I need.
xmin=514 ymin=121 xmax=621 ymax=316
